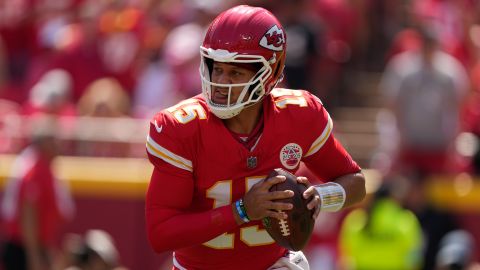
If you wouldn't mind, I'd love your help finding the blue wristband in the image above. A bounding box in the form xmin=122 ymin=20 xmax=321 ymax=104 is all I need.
xmin=239 ymin=199 xmax=250 ymax=221
xmin=235 ymin=199 xmax=250 ymax=223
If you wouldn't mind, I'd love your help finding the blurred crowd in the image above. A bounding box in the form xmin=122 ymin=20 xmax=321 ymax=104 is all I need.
xmin=0 ymin=0 xmax=478 ymax=161
xmin=1 ymin=0 xmax=480 ymax=269
xmin=0 ymin=0 xmax=429 ymax=157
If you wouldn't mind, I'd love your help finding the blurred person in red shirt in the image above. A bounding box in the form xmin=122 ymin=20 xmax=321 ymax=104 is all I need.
xmin=0 ymin=115 xmax=75 ymax=270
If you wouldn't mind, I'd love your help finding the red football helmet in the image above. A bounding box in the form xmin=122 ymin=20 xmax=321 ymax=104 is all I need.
xmin=200 ymin=5 xmax=287 ymax=119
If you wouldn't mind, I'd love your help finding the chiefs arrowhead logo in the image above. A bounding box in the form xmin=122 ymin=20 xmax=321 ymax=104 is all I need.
xmin=259 ymin=25 xmax=285 ymax=52
xmin=280 ymin=143 xmax=302 ymax=170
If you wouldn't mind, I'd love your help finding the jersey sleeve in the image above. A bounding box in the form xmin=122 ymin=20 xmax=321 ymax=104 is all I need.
xmin=145 ymin=110 xmax=237 ymax=253
xmin=145 ymin=168 xmax=237 ymax=253
xmin=300 ymin=92 xmax=361 ymax=181
xmin=146 ymin=111 xmax=194 ymax=175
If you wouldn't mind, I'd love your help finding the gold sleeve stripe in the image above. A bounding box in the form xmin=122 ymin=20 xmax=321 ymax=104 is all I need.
xmin=304 ymin=114 xmax=333 ymax=157
xmin=146 ymin=135 xmax=193 ymax=172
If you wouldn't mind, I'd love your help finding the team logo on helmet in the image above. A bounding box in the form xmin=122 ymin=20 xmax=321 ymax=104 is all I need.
xmin=260 ymin=25 xmax=285 ymax=52
xmin=280 ymin=143 xmax=302 ymax=169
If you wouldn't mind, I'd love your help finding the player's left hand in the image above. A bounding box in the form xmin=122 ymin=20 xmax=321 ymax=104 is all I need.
xmin=296 ymin=177 xmax=321 ymax=219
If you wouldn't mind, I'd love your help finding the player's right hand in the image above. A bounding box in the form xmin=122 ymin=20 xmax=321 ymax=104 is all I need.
xmin=242 ymin=175 xmax=294 ymax=221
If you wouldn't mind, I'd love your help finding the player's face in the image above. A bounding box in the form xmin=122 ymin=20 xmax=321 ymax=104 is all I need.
xmin=210 ymin=62 xmax=257 ymax=105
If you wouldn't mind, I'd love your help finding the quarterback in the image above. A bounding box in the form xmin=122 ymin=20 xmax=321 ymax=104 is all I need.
xmin=145 ymin=5 xmax=366 ymax=270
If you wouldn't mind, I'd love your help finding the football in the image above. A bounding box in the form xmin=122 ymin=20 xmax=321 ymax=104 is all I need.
xmin=262 ymin=168 xmax=315 ymax=251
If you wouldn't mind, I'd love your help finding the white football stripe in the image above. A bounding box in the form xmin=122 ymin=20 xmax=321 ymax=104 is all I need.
xmin=304 ymin=114 xmax=333 ymax=157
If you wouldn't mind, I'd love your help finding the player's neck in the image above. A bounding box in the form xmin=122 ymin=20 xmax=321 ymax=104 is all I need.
xmin=223 ymin=102 xmax=263 ymax=135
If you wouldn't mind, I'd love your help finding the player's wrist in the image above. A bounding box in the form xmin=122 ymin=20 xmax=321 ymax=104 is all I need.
xmin=231 ymin=203 xmax=244 ymax=225
xmin=234 ymin=198 xmax=250 ymax=223
xmin=315 ymin=182 xmax=346 ymax=212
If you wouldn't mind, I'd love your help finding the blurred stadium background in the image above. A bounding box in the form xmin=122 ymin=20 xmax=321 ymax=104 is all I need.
xmin=1 ymin=0 xmax=480 ymax=269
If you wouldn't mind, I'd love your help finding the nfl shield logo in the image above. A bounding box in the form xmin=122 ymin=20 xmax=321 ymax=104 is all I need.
xmin=247 ymin=156 xmax=257 ymax=169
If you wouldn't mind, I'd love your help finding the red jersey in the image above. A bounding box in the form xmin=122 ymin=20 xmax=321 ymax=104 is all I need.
xmin=2 ymin=147 xmax=74 ymax=247
xmin=145 ymin=89 xmax=360 ymax=270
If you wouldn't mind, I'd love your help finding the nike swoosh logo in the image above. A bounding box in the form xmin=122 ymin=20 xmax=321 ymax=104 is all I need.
xmin=154 ymin=120 xmax=163 ymax=133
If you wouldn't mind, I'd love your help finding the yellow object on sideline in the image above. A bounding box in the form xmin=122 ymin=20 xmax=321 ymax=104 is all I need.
xmin=0 ymin=155 xmax=152 ymax=199
xmin=2 ymin=154 xmax=480 ymax=210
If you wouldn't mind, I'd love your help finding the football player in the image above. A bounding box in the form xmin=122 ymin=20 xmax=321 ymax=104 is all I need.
xmin=145 ymin=5 xmax=366 ymax=270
